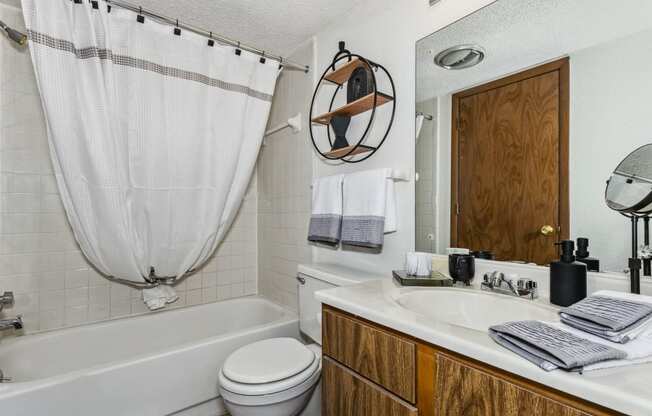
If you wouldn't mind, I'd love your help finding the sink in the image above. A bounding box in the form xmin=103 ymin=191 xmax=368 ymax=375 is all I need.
xmin=394 ymin=289 xmax=559 ymax=332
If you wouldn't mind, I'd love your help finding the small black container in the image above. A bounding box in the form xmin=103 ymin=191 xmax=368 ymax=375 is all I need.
xmin=575 ymin=237 xmax=600 ymax=272
xmin=550 ymin=240 xmax=587 ymax=307
xmin=449 ymin=254 xmax=475 ymax=285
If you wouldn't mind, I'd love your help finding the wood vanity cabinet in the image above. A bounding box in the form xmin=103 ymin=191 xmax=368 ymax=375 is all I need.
xmin=322 ymin=305 xmax=621 ymax=416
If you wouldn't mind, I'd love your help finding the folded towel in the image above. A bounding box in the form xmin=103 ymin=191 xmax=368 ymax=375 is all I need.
xmin=142 ymin=285 xmax=179 ymax=311
xmin=552 ymin=321 xmax=652 ymax=371
xmin=489 ymin=321 xmax=626 ymax=372
xmin=560 ymin=290 xmax=652 ymax=343
xmin=308 ymin=174 xmax=344 ymax=247
xmin=341 ymin=169 xmax=396 ymax=249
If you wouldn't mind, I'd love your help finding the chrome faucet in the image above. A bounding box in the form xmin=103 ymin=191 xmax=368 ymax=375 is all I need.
xmin=0 ymin=291 xmax=23 ymax=331
xmin=481 ymin=271 xmax=538 ymax=300
xmin=0 ymin=292 xmax=14 ymax=312
xmin=0 ymin=316 xmax=23 ymax=332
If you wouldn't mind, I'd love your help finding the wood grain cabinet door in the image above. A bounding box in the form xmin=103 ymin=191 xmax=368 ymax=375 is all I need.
xmin=323 ymin=357 xmax=418 ymax=416
xmin=435 ymin=355 xmax=589 ymax=416
xmin=322 ymin=308 xmax=416 ymax=402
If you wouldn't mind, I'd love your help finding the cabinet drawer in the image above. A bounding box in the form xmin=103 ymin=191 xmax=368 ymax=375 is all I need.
xmin=322 ymin=307 xmax=416 ymax=403
xmin=323 ymin=357 xmax=418 ymax=416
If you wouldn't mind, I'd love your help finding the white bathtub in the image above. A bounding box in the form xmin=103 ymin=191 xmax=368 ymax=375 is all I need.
xmin=0 ymin=296 xmax=299 ymax=416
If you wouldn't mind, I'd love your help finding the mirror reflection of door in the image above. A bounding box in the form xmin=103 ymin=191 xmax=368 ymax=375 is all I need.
xmin=451 ymin=58 xmax=570 ymax=265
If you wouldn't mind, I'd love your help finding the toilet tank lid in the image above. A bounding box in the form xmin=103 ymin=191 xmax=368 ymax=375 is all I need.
xmin=297 ymin=263 xmax=387 ymax=286
xmin=222 ymin=338 xmax=315 ymax=384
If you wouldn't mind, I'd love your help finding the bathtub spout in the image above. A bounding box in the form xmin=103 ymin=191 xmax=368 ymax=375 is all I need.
xmin=0 ymin=315 xmax=22 ymax=331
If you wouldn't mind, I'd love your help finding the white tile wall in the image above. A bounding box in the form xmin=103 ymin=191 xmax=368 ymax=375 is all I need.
xmin=0 ymin=4 xmax=257 ymax=333
xmin=257 ymin=40 xmax=314 ymax=311
xmin=415 ymin=98 xmax=437 ymax=253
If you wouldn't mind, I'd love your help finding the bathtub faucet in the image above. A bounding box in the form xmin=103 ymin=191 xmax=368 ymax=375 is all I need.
xmin=0 ymin=291 xmax=14 ymax=312
xmin=0 ymin=315 xmax=23 ymax=332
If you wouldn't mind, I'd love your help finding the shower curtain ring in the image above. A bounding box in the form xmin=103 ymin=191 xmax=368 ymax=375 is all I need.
xmin=235 ymin=41 xmax=242 ymax=56
xmin=208 ymin=31 xmax=214 ymax=47
xmin=174 ymin=19 xmax=181 ymax=36
xmin=260 ymin=51 xmax=266 ymax=64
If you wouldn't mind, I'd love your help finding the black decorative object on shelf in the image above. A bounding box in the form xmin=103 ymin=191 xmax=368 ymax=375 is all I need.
xmin=330 ymin=116 xmax=351 ymax=150
xmin=309 ymin=41 xmax=396 ymax=163
xmin=347 ymin=66 xmax=373 ymax=103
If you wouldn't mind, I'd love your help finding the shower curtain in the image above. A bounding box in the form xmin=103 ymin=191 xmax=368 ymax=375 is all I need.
xmin=22 ymin=0 xmax=279 ymax=283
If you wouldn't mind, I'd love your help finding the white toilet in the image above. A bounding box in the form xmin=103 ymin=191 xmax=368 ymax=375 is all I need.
xmin=219 ymin=264 xmax=380 ymax=416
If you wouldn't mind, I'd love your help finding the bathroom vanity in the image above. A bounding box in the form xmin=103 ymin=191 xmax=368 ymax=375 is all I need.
xmin=317 ymin=279 xmax=652 ymax=416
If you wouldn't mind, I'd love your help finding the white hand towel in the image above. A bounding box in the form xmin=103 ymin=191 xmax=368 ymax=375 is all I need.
xmin=142 ymin=285 xmax=179 ymax=311
xmin=341 ymin=168 xmax=395 ymax=249
xmin=551 ymin=321 xmax=652 ymax=371
xmin=308 ymin=175 xmax=344 ymax=247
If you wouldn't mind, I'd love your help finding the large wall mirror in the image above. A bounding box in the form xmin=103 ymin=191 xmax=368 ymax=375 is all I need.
xmin=415 ymin=0 xmax=652 ymax=271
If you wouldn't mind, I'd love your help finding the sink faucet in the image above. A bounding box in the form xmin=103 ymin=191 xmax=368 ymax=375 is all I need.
xmin=481 ymin=271 xmax=538 ymax=300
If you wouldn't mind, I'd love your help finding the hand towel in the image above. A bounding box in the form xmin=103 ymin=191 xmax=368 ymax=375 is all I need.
xmin=308 ymin=174 xmax=344 ymax=247
xmin=551 ymin=321 xmax=652 ymax=371
xmin=559 ymin=290 xmax=652 ymax=343
xmin=143 ymin=285 xmax=179 ymax=311
xmin=341 ymin=169 xmax=396 ymax=249
xmin=488 ymin=320 xmax=626 ymax=372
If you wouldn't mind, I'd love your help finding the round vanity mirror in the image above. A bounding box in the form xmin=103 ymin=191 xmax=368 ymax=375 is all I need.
xmin=605 ymin=144 xmax=652 ymax=214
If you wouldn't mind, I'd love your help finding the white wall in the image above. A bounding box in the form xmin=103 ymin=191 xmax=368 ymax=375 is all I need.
xmin=570 ymin=29 xmax=652 ymax=272
xmin=257 ymin=40 xmax=315 ymax=311
xmin=311 ymin=0 xmax=495 ymax=273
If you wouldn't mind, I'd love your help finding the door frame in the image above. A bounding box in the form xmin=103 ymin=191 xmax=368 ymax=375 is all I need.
xmin=450 ymin=57 xmax=570 ymax=248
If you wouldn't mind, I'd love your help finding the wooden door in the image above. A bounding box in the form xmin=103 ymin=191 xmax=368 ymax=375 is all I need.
xmin=451 ymin=58 xmax=569 ymax=264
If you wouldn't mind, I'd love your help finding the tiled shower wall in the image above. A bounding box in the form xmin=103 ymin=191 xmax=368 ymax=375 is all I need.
xmin=0 ymin=4 xmax=256 ymax=333
xmin=257 ymin=40 xmax=314 ymax=311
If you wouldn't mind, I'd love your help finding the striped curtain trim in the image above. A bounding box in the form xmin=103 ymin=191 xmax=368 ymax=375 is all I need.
xmin=27 ymin=30 xmax=273 ymax=102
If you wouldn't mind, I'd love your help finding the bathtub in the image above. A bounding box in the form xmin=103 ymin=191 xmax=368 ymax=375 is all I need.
xmin=0 ymin=296 xmax=299 ymax=416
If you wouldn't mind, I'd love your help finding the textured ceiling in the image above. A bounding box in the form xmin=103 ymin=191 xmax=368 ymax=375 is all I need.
xmin=126 ymin=0 xmax=368 ymax=56
xmin=1 ymin=0 xmax=369 ymax=58
xmin=417 ymin=0 xmax=652 ymax=101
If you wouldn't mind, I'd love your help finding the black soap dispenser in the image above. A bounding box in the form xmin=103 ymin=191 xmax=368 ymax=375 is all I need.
xmin=575 ymin=237 xmax=600 ymax=272
xmin=550 ymin=240 xmax=587 ymax=307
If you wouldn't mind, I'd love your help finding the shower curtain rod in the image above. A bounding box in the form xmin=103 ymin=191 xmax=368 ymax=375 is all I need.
xmin=103 ymin=0 xmax=310 ymax=73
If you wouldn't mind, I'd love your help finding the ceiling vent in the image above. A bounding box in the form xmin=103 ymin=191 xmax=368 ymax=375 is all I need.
xmin=434 ymin=44 xmax=485 ymax=70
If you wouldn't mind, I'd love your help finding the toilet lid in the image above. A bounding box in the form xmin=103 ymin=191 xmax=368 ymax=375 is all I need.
xmin=222 ymin=338 xmax=316 ymax=384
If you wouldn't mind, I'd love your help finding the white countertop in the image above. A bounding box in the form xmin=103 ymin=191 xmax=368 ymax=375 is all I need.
xmin=315 ymin=278 xmax=652 ymax=416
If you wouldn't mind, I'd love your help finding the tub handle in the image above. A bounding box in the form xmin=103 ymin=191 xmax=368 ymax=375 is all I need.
xmin=296 ymin=275 xmax=306 ymax=285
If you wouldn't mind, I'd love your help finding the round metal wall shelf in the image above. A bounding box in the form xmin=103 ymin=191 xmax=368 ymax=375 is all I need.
xmin=309 ymin=43 xmax=396 ymax=163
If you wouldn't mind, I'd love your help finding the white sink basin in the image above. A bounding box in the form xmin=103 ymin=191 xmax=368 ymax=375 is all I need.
xmin=394 ymin=289 xmax=559 ymax=332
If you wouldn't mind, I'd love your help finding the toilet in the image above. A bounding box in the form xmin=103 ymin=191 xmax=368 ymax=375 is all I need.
xmin=219 ymin=264 xmax=381 ymax=416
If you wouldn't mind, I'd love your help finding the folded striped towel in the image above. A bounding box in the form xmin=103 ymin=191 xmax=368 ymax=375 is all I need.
xmin=560 ymin=291 xmax=652 ymax=344
xmin=489 ymin=321 xmax=626 ymax=372
xmin=308 ymin=175 xmax=344 ymax=247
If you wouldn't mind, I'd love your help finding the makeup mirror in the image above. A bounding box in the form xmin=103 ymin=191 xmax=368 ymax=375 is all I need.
xmin=606 ymin=144 xmax=652 ymax=214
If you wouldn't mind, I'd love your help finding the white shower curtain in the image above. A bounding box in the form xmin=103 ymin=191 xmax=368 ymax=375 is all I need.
xmin=22 ymin=0 xmax=279 ymax=283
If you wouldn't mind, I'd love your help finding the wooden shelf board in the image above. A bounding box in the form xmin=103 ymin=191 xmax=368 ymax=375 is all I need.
xmin=325 ymin=145 xmax=375 ymax=159
xmin=311 ymin=92 xmax=393 ymax=126
xmin=324 ymin=58 xmax=369 ymax=85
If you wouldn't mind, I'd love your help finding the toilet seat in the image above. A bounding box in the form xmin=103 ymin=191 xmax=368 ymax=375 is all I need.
xmin=222 ymin=337 xmax=316 ymax=384
xmin=219 ymin=338 xmax=321 ymax=396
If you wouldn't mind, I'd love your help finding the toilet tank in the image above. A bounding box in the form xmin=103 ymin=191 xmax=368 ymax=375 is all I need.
xmin=297 ymin=263 xmax=386 ymax=345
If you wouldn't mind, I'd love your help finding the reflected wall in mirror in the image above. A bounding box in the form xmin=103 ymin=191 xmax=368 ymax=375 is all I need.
xmin=416 ymin=0 xmax=652 ymax=272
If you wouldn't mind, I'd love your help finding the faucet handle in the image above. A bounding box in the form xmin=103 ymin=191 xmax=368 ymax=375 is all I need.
xmin=0 ymin=292 xmax=14 ymax=310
